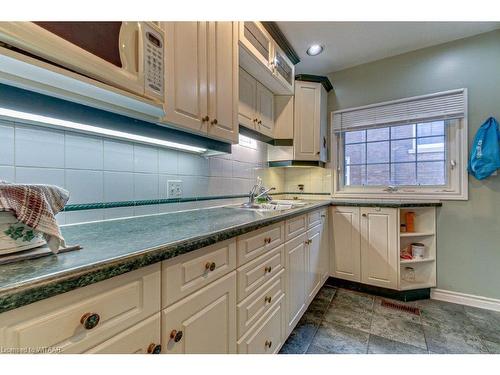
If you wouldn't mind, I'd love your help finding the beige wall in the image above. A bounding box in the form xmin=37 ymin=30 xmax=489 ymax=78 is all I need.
xmin=327 ymin=29 xmax=500 ymax=299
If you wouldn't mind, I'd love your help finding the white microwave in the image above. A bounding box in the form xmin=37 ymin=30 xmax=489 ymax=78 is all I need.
xmin=0 ymin=22 xmax=164 ymax=103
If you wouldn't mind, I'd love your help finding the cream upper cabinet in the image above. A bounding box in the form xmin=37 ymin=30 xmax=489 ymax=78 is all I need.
xmin=360 ymin=207 xmax=398 ymax=289
xmin=238 ymin=67 xmax=274 ymax=138
xmin=163 ymin=22 xmax=208 ymax=134
xmin=294 ymin=81 xmax=328 ymax=162
xmin=255 ymin=81 xmax=274 ymax=137
xmin=239 ymin=22 xmax=272 ymax=70
xmin=207 ymin=21 xmax=239 ymax=143
xmin=161 ymin=271 xmax=237 ymax=354
xmin=161 ymin=22 xmax=238 ymax=144
xmin=238 ymin=22 xmax=294 ymax=95
xmin=238 ymin=67 xmax=258 ymax=129
xmin=331 ymin=206 xmax=361 ymax=282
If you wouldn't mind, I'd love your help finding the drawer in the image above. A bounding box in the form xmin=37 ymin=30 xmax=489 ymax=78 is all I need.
xmin=162 ymin=238 xmax=236 ymax=308
xmin=85 ymin=313 xmax=161 ymax=354
xmin=285 ymin=214 xmax=307 ymax=241
xmin=307 ymin=208 xmax=327 ymax=229
xmin=0 ymin=264 xmax=161 ymax=353
xmin=237 ymin=222 xmax=284 ymax=266
xmin=237 ymin=269 xmax=284 ymax=337
xmin=237 ymin=244 xmax=284 ymax=302
xmin=237 ymin=298 xmax=284 ymax=354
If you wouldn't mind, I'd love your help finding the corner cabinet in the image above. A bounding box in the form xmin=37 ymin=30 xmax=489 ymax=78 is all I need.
xmin=161 ymin=22 xmax=239 ymax=144
xmin=294 ymin=81 xmax=328 ymax=162
xmin=330 ymin=205 xmax=437 ymax=291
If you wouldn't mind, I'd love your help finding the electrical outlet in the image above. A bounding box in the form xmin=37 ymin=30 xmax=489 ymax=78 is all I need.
xmin=167 ymin=180 xmax=183 ymax=198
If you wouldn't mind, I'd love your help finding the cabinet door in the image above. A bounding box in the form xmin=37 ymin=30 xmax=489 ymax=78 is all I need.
xmin=294 ymin=81 xmax=321 ymax=160
xmin=306 ymin=224 xmax=323 ymax=303
xmin=239 ymin=22 xmax=272 ymax=70
xmin=285 ymin=233 xmax=307 ymax=335
xmin=331 ymin=206 xmax=361 ymax=282
xmin=319 ymin=210 xmax=330 ymax=284
xmin=256 ymin=81 xmax=274 ymax=137
xmin=238 ymin=67 xmax=257 ymax=129
xmin=360 ymin=208 xmax=398 ymax=289
xmin=207 ymin=22 xmax=239 ymax=143
xmin=161 ymin=272 xmax=236 ymax=354
xmin=163 ymin=22 xmax=208 ymax=134
xmin=272 ymin=44 xmax=295 ymax=93
xmin=85 ymin=314 xmax=160 ymax=354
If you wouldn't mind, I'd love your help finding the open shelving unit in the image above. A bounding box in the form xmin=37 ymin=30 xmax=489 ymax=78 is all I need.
xmin=398 ymin=207 xmax=437 ymax=290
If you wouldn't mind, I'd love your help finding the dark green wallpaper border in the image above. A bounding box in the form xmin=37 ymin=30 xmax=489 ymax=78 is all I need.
xmin=62 ymin=192 xmax=331 ymax=212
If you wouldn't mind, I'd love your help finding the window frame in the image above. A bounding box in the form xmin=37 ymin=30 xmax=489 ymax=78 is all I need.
xmin=332 ymin=118 xmax=468 ymax=200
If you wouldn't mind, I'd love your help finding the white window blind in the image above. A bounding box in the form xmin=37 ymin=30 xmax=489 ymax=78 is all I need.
xmin=332 ymin=89 xmax=466 ymax=132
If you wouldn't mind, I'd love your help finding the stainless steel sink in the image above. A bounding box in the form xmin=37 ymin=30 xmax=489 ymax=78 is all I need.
xmin=229 ymin=200 xmax=307 ymax=212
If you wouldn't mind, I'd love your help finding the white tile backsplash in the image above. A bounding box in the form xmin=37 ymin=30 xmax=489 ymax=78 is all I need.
xmin=65 ymin=133 xmax=103 ymax=170
xmin=0 ymin=166 xmax=15 ymax=182
xmin=65 ymin=169 xmax=103 ymax=204
xmin=15 ymin=167 xmax=65 ymax=186
xmin=0 ymin=120 xmax=15 ymax=165
xmin=15 ymin=125 xmax=65 ymax=168
xmin=103 ymin=140 xmax=134 ymax=172
xmin=134 ymin=144 xmax=159 ymax=173
xmin=103 ymin=171 xmax=134 ymax=202
xmin=1 ymin=121 xmax=281 ymax=224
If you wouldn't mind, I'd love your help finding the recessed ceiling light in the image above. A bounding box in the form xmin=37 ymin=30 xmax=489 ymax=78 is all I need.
xmin=306 ymin=44 xmax=324 ymax=56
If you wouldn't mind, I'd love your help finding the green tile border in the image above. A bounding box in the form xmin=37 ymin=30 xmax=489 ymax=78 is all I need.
xmin=62 ymin=192 xmax=331 ymax=212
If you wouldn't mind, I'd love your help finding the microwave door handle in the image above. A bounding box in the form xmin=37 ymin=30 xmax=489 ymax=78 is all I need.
xmin=118 ymin=22 xmax=140 ymax=74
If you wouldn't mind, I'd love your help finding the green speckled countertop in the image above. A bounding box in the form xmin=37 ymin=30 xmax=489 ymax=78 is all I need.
xmin=0 ymin=199 xmax=441 ymax=313
xmin=0 ymin=201 xmax=330 ymax=313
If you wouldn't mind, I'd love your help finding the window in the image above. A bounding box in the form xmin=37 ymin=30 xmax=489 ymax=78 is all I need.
xmin=332 ymin=90 xmax=468 ymax=200
xmin=344 ymin=121 xmax=447 ymax=187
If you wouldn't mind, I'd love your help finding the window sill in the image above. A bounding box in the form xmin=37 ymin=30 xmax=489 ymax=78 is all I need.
xmin=332 ymin=190 xmax=467 ymax=201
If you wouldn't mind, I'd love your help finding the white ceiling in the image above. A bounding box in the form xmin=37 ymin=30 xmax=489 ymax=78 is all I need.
xmin=277 ymin=22 xmax=500 ymax=75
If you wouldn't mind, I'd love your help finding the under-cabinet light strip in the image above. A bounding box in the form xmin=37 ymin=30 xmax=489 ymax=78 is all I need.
xmin=0 ymin=107 xmax=207 ymax=154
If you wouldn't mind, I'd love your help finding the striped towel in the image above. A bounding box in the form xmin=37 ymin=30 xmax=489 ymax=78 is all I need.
xmin=0 ymin=182 xmax=69 ymax=253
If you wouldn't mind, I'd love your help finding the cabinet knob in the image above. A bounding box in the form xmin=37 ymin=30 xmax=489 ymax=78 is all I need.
xmin=258 ymin=120 xmax=262 ymax=125
xmin=265 ymin=296 xmax=272 ymax=303
xmin=80 ymin=312 xmax=100 ymax=330
xmin=321 ymin=215 xmax=326 ymax=218
xmin=210 ymin=119 xmax=218 ymax=125
xmin=202 ymin=115 xmax=210 ymax=122
xmin=264 ymin=237 xmax=271 ymax=244
xmin=253 ymin=118 xmax=258 ymax=123
xmin=316 ymin=151 xmax=320 ymax=155
xmin=205 ymin=262 xmax=216 ymax=271
xmin=265 ymin=340 xmax=272 ymax=348
xmin=264 ymin=266 xmax=272 ymax=273
xmin=170 ymin=329 xmax=183 ymax=343
xmin=147 ymin=343 xmax=162 ymax=354
xmin=362 ymin=213 xmax=367 ymax=217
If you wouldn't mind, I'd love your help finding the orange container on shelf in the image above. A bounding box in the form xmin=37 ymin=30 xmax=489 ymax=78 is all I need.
xmin=405 ymin=212 xmax=416 ymax=232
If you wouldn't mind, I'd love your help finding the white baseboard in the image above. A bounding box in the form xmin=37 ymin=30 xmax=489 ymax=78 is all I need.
xmin=431 ymin=288 xmax=500 ymax=312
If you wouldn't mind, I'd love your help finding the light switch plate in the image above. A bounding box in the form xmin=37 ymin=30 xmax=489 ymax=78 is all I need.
xmin=167 ymin=180 xmax=183 ymax=198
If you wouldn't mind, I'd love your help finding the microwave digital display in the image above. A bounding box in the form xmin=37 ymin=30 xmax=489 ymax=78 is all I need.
xmin=147 ymin=32 xmax=162 ymax=48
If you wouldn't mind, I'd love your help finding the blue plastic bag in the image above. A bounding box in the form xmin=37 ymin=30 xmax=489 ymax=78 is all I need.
xmin=468 ymin=117 xmax=500 ymax=180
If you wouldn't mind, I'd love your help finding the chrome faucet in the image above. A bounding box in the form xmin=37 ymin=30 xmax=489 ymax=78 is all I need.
xmin=242 ymin=179 xmax=276 ymax=208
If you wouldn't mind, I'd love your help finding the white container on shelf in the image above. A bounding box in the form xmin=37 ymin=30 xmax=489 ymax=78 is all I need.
xmin=0 ymin=212 xmax=46 ymax=255
xmin=411 ymin=243 xmax=425 ymax=259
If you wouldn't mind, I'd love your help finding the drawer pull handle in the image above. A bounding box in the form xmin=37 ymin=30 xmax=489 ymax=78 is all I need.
xmin=264 ymin=237 xmax=271 ymax=244
xmin=202 ymin=115 xmax=210 ymax=122
xmin=80 ymin=312 xmax=100 ymax=330
xmin=305 ymin=239 xmax=312 ymax=245
xmin=265 ymin=296 xmax=272 ymax=303
xmin=170 ymin=329 xmax=184 ymax=343
xmin=210 ymin=119 xmax=218 ymax=125
xmin=147 ymin=343 xmax=162 ymax=354
xmin=205 ymin=262 xmax=216 ymax=272
xmin=264 ymin=266 xmax=272 ymax=273
xmin=258 ymin=120 xmax=262 ymax=125
xmin=321 ymin=214 xmax=326 ymax=218
xmin=265 ymin=340 xmax=272 ymax=348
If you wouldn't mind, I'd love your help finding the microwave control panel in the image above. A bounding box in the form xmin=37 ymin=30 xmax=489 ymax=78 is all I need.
xmin=143 ymin=24 xmax=164 ymax=100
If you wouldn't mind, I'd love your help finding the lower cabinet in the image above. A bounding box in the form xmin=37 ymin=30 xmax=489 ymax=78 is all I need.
xmin=161 ymin=271 xmax=237 ymax=354
xmin=85 ymin=313 xmax=161 ymax=354
xmin=331 ymin=206 xmax=400 ymax=290
xmin=0 ymin=207 xmax=330 ymax=354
